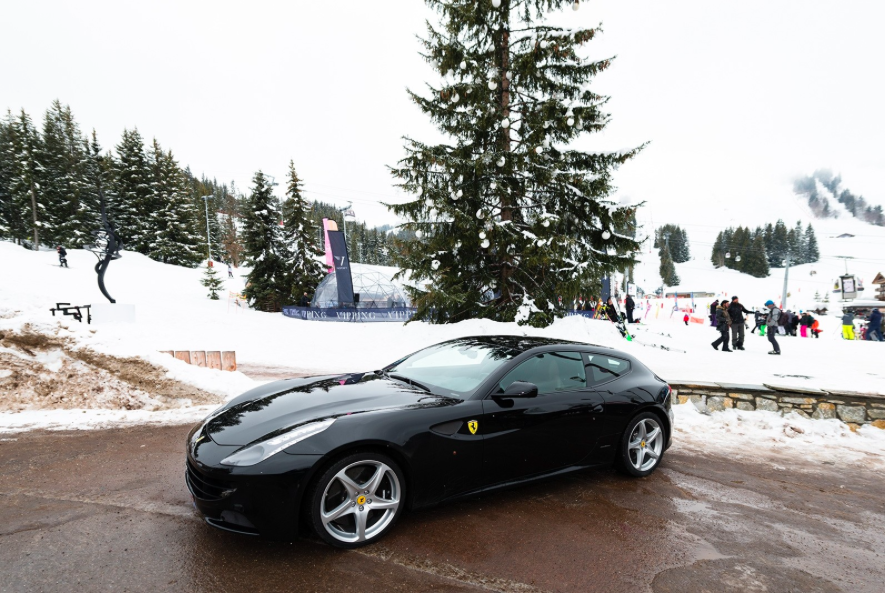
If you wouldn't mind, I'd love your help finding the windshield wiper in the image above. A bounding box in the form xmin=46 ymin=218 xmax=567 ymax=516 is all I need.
xmin=388 ymin=374 xmax=431 ymax=393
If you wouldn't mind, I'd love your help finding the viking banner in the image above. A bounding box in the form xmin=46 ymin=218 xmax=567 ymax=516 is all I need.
xmin=327 ymin=230 xmax=355 ymax=307
xmin=282 ymin=306 xmax=417 ymax=323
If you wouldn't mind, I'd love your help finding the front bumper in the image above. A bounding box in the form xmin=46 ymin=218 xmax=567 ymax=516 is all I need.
xmin=186 ymin=427 xmax=323 ymax=539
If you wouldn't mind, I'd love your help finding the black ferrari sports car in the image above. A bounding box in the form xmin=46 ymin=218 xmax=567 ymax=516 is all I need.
xmin=186 ymin=336 xmax=673 ymax=548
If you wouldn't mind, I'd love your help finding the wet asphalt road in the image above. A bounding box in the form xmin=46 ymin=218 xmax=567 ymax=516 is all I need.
xmin=1 ymin=424 xmax=883 ymax=593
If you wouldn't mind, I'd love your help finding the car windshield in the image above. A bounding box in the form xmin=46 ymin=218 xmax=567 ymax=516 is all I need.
xmin=385 ymin=338 xmax=522 ymax=398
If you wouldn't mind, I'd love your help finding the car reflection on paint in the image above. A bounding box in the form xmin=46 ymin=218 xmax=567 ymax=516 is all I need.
xmin=186 ymin=336 xmax=673 ymax=548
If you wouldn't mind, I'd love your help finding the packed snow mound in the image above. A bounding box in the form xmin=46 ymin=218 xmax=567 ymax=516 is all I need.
xmin=0 ymin=327 xmax=224 ymax=413
xmin=672 ymin=403 xmax=885 ymax=471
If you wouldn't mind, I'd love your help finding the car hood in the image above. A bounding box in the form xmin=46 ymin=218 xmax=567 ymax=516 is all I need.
xmin=204 ymin=373 xmax=452 ymax=446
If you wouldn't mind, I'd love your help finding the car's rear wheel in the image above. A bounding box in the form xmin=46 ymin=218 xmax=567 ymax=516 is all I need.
xmin=617 ymin=412 xmax=665 ymax=477
xmin=308 ymin=451 xmax=405 ymax=548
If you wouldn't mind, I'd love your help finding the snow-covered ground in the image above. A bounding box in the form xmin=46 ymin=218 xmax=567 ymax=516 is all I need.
xmin=2 ymin=210 xmax=885 ymax=463
xmin=673 ymin=403 xmax=885 ymax=471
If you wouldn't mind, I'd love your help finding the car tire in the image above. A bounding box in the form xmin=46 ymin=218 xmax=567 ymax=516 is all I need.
xmin=617 ymin=412 xmax=666 ymax=477
xmin=307 ymin=451 xmax=406 ymax=549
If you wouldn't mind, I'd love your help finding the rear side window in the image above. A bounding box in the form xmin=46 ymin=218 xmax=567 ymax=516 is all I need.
xmin=497 ymin=351 xmax=586 ymax=394
xmin=584 ymin=354 xmax=631 ymax=387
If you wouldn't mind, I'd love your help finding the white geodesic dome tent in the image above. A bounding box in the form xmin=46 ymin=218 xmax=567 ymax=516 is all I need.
xmin=311 ymin=264 xmax=411 ymax=308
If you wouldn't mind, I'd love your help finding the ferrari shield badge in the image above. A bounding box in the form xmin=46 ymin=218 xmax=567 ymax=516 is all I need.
xmin=467 ymin=420 xmax=478 ymax=435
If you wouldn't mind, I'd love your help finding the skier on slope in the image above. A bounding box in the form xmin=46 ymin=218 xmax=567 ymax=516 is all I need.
xmin=765 ymin=300 xmax=781 ymax=355
xmin=56 ymin=245 xmax=68 ymax=268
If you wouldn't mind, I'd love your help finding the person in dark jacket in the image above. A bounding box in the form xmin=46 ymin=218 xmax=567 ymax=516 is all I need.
xmin=799 ymin=312 xmax=814 ymax=338
xmin=711 ymin=301 xmax=732 ymax=351
xmin=751 ymin=309 xmax=767 ymax=334
xmin=788 ymin=311 xmax=800 ymax=336
xmin=299 ymin=292 xmax=311 ymax=307
xmin=625 ymin=295 xmax=635 ymax=323
xmin=710 ymin=300 xmax=719 ymax=326
xmin=727 ymin=296 xmax=752 ymax=350
xmin=604 ymin=297 xmax=620 ymax=323
xmin=867 ymin=308 xmax=883 ymax=342
xmin=56 ymin=245 xmax=68 ymax=268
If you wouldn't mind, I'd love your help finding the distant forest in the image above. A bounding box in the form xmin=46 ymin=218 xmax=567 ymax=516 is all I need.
xmin=0 ymin=101 xmax=407 ymax=270
xmin=794 ymin=170 xmax=884 ymax=226
xmin=711 ymin=220 xmax=819 ymax=278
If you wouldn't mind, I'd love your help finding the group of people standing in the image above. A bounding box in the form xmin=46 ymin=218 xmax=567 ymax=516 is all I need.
xmin=841 ymin=308 xmax=883 ymax=341
xmin=709 ymin=297 xmax=787 ymax=355
xmin=710 ymin=296 xmax=753 ymax=352
xmin=572 ymin=295 xmax=633 ymax=324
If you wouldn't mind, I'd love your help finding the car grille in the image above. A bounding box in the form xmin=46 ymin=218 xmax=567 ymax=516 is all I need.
xmin=186 ymin=461 xmax=236 ymax=501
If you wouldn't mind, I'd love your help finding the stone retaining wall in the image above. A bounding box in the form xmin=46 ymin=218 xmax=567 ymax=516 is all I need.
xmin=670 ymin=381 xmax=885 ymax=430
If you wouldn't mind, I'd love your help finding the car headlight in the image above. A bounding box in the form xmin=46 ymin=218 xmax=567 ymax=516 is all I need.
xmin=220 ymin=419 xmax=336 ymax=467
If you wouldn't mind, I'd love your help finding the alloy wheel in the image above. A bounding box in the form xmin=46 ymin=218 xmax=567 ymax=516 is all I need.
xmin=319 ymin=460 xmax=401 ymax=544
xmin=627 ymin=417 xmax=663 ymax=472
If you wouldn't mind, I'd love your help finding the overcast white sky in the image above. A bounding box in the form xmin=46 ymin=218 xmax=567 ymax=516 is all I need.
xmin=2 ymin=0 xmax=883 ymax=232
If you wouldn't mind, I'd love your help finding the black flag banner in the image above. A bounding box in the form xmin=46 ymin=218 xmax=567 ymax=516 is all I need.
xmin=328 ymin=230 xmax=355 ymax=307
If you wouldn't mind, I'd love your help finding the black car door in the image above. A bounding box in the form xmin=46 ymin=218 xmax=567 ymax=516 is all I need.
xmin=480 ymin=350 xmax=605 ymax=488
xmin=582 ymin=352 xmax=636 ymax=464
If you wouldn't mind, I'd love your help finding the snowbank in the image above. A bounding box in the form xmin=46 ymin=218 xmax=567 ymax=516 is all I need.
xmin=672 ymin=403 xmax=885 ymax=471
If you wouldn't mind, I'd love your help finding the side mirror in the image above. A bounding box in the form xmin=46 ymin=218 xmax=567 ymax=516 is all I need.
xmin=499 ymin=381 xmax=538 ymax=398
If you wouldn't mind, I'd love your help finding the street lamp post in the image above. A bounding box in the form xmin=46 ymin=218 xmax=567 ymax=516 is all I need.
xmin=659 ymin=232 xmax=671 ymax=298
xmin=202 ymin=195 xmax=212 ymax=262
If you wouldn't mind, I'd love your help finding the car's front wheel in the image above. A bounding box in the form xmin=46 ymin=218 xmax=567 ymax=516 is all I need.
xmin=617 ymin=412 xmax=665 ymax=477
xmin=308 ymin=451 xmax=405 ymax=548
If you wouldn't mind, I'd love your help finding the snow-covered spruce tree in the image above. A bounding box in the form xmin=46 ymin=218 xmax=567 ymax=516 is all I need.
xmin=743 ymin=233 xmax=769 ymax=278
xmin=219 ymin=182 xmax=245 ymax=266
xmin=39 ymin=101 xmax=97 ymax=248
xmin=803 ymin=223 xmax=819 ymax=263
xmin=242 ymin=171 xmax=289 ymax=310
xmin=280 ymin=161 xmax=325 ymax=303
xmin=4 ymin=110 xmax=44 ymax=248
xmin=0 ymin=113 xmax=16 ymax=239
xmin=201 ymin=263 xmax=224 ymax=300
xmin=389 ymin=0 xmax=642 ymax=326
xmin=111 ymin=128 xmax=153 ymax=252
xmin=147 ymin=140 xmax=203 ymax=267
xmin=659 ymin=244 xmax=679 ymax=287
xmin=81 ymin=130 xmax=109 ymax=232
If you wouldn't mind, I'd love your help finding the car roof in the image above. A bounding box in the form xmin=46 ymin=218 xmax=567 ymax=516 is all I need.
xmin=446 ymin=335 xmax=609 ymax=354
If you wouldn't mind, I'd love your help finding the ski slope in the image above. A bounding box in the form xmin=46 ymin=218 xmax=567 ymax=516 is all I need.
xmin=632 ymin=184 xmax=885 ymax=313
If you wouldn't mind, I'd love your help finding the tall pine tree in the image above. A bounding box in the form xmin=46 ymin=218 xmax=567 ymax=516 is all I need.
xmin=0 ymin=113 xmax=16 ymax=239
xmin=5 ymin=110 xmax=44 ymax=248
xmin=280 ymin=161 xmax=325 ymax=303
xmin=242 ymin=171 xmax=289 ymax=310
xmin=743 ymin=233 xmax=770 ymax=278
xmin=803 ymin=223 xmax=819 ymax=263
xmin=147 ymin=140 xmax=203 ymax=266
xmin=111 ymin=128 xmax=152 ymax=251
xmin=389 ymin=0 xmax=642 ymax=326
xmin=659 ymin=243 xmax=679 ymax=287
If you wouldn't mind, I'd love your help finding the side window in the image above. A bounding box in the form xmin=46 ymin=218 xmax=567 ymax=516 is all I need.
xmin=497 ymin=351 xmax=586 ymax=395
xmin=584 ymin=354 xmax=631 ymax=387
